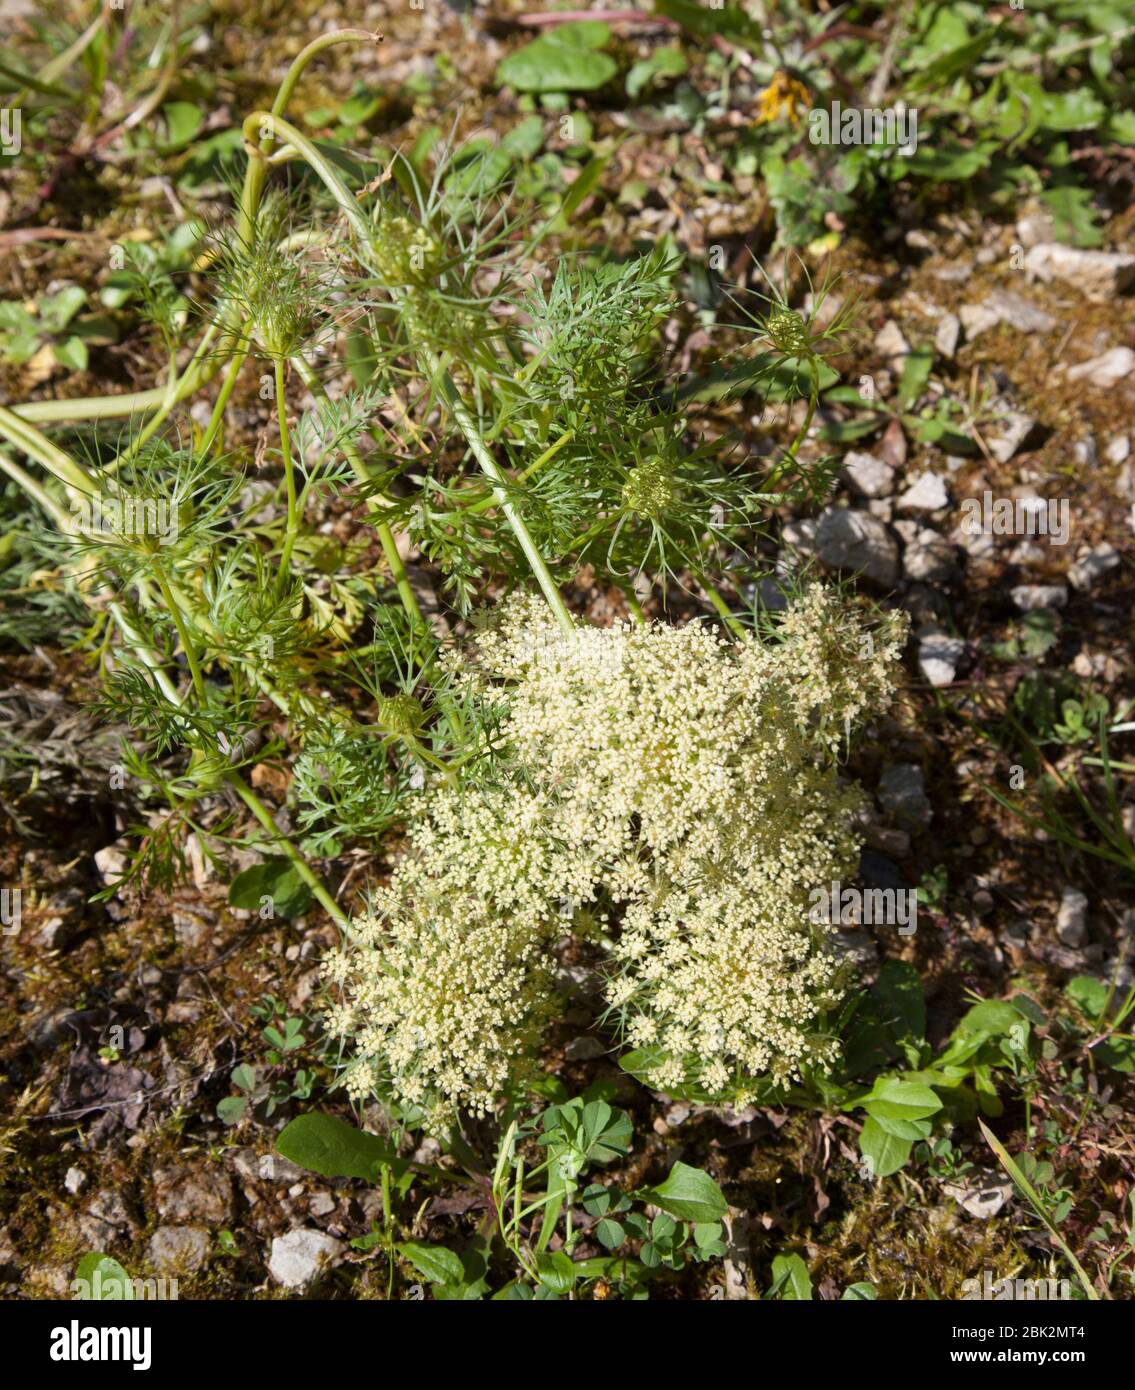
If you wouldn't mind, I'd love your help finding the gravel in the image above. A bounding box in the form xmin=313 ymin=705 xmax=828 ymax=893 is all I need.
xmin=842 ymin=450 xmax=894 ymax=498
xmin=1066 ymin=346 xmax=1135 ymax=388
xmin=1024 ymin=243 xmax=1135 ymax=302
xmin=814 ymin=508 xmax=900 ymax=586
xmin=1056 ymin=887 xmax=1089 ymax=950
xmin=268 ymin=1230 xmax=344 ymax=1290
xmin=1068 ymin=543 xmax=1120 ymax=591
xmin=917 ymin=626 xmax=966 ymax=686
xmin=897 ymin=471 xmax=949 ymax=512
xmin=149 ymin=1226 xmax=211 ymax=1275
xmin=1011 ymin=584 xmax=1068 ymax=612
xmin=878 ymin=764 xmax=933 ymax=832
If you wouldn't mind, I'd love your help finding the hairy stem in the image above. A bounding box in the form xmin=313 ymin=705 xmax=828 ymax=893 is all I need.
xmin=274 ymin=358 xmax=299 ymax=577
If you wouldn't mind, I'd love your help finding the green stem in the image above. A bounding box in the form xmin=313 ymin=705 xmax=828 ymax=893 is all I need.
xmin=290 ymin=356 xmax=425 ymax=632
xmin=462 ymin=428 xmax=574 ymax=516
xmin=154 ymin=566 xmax=208 ymax=706
xmin=274 ymin=358 xmax=299 ymax=576
xmin=241 ymin=111 xmax=572 ymax=634
xmin=199 ymin=346 xmax=247 ymax=456
xmin=783 ymin=356 xmax=819 ymax=468
xmin=235 ymin=30 xmax=377 ymax=250
xmin=423 ymin=349 xmax=574 ymax=636
xmin=697 ymin=569 xmax=746 ymax=640
xmin=10 ymin=322 xmax=223 ymax=425
xmin=619 ymin=581 xmax=647 ymax=624
xmin=228 ymin=774 xmax=348 ymax=928
xmin=0 ymin=402 xmax=96 ymax=496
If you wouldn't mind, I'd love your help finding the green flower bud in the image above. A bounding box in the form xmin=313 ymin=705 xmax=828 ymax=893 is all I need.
xmin=372 ymin=216 xmax=442 ymax=287
xmin=621 ymin=456 xmax=681 ymax=521
xmin=376 ymin=692 xmax=425 ymax=736
xmin=766 ymin=306 xmax=810 ymax=356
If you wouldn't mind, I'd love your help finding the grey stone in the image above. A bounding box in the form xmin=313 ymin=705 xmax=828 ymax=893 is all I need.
xmin=959 ymin=291 xmax=1055 ymax=339
xmin=93 ymin=845 xmax=127 ymax=887
xmin=780 ymin=517 xmax=818 ymax=555
xmin=149 ymin=1225 xmax=210 ymax=1275
xmin=904 ymin=531 xmax=958 ymax=585
xmin=1105 ymin=435 xmax=1130 ymax=465
xmin=1067 ymin=346 xmax=1135 ymax=388
xmin=1008 ymin=540 xmax=1046 ymax=568
xmin=87 ymin=1190 xmax=133 ymax=1229
xmin=814 ymin=508 xmax=899 ymax=586
xmin=878 ymin=764 xmax=933 ymax=832
xmin=1072 ymin=437 xmax=1097 ymax=467
xmin=863 ymin=822 xmax=912 ymax=858
xmin=842 ymin=450 xmax=894 ymax=498
xmin=987 ymin=411 xmax=1038 ymax=463
xmin=874 ymin=318 xmax=910 ymax=367
xmin=830 ymin=929 xmax=879 ymax=973
xmin=935 ymin=312 xmax=961 ymax=358
xmin=258 ymin=1154 xmax=306 ymax=1185
xmin=1011 ymin=583 xmax=1068 ymax=612
xmin=1068 ymin=543 xmax=1119 ymax=591
xmin=565 ymin=1035 xmax=605 ymax=1061
xmin=268 ymin=1230 xmax=344 ymax=1289
xmin=917 ymin=627 xmax=965 ymax=687
xmin=1025 ymin=243 xmax=1135 ymax=302
xmin=64 ymin=1167 xmax=86 ymax=1195
xmin=153 ymin=1165 xmax=232 ymax=1224
xmin=944 ymin=1176 xmax=1013 ymax=1220
xmin=1056 ymin=887 xmax=1089 ymax=949
xmin=897 ymin=471 xmax=949 ymax=512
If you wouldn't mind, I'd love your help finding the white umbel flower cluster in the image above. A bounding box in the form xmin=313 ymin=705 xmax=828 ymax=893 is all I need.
xmin=326 ymin=587 xmax=906 ymax=1126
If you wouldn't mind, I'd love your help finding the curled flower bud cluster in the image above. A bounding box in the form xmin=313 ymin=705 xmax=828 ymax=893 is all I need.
xmin=371 ymin=215 xmax=442 ymax=287
xmin=325 ymin=587 xmax=906 ymax=1126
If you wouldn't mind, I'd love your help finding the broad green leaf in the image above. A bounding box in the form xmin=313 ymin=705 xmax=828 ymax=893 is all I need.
xmin=39 ymin=286 xmax=86 ymax=331
xmin=1096 ymin=1037 xmax=1135 ymax=1073
xmin=52 ymin=335 xmax=88 ymax=372
xmin=862 ymin=1075 xmax=943 ymax=1124
xmin=1038 ymin=185 xmax=1103 ymax=248
xmin=868 ymin=1111 xmax=935 ymax=1141
xmin=501 ymin=114 xmax=545 ymax=160
xmin=908 ymin=29 xmax=997 ymax=90
xmin=497 ymin=25 xmax=616 ymax=94
xmin=655 ymin=0 xmax=763 ymax=46
xmin=397 ymin=1241 xmax=465 ymax=1287
xmin=768 ymin=1252 xmax=813 ymax=1300
xmin=858 ymin=1115 xmax=913 ymax=1178
xmin=229 ymin=856 xmax=313 ymax=919
xmin=75 ymin=1254 xmax=134 ymax=1300
xmin=595 ymin=1218 xmax=625 ymax=1250
xmin=842 ymin=1281 xmax=877 ymax=1300
xmin=216 ymin=1095 xmax=248 ymax=1125
xmin=1043 ymin=88 xmax=1105 ymax=133
xmin=875 ymin=959 xmax=927 ymax=1041
xmin=896 ymin=347 xmax=934 ymax=411
xmin=276 ymin=1111 xmax=403 ymax=1181
xmin=645 ymin=1162 xmax=728 ymax=1223
xmin=535 ymin=1250 xmax=576 ymax=1294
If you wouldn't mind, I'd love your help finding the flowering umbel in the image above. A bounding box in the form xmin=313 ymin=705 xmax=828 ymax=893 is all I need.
xmin=325 ymin=588 xmax=907 ymax=1126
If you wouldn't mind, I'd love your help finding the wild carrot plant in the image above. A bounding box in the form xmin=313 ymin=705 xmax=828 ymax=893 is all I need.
xmin=0 ymin=28 xmax=899 ymax=1129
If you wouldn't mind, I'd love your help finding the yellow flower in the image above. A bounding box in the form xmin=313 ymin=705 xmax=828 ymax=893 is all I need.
xmin=755 ymin=70 xmax=811 ymax=126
